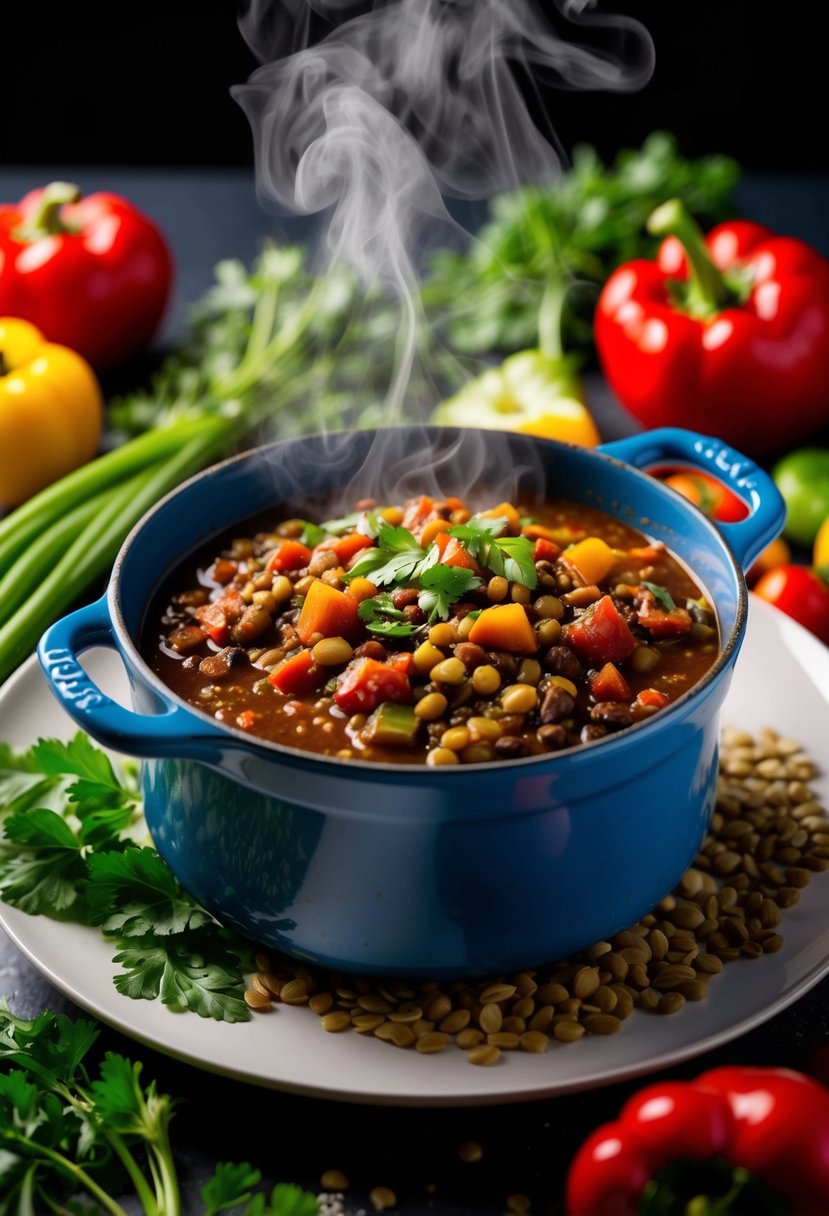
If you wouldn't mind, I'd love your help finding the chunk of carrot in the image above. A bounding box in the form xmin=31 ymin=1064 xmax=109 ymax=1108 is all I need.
xmin=268 ymin=649 xmax=325 ymax=695
xmin=476 ymin=502 xmax=521 ymax=535
xmin=314 ymin=532 xmax=375 ymax=565
xmin=434 ymin=531 xmax=480 ymax=573
xmin=468 ymin=603 xmax=538 ymax=654
xmin=296 ymin=579 xmax=360 ymax=643
xmin=563 ymin=537 xmax=616 ymax=586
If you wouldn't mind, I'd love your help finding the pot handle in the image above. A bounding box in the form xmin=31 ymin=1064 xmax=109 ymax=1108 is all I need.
xmin=599 ymin=427 xmax=785 ymax=570
xmin=37 ymin=596 xmax=225 ymax=761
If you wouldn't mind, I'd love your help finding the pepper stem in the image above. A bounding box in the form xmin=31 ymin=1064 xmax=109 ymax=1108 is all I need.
xmin=16 ymin=181 xmax=82 ymax=241
xmin=647 ymin=198 xmax=732 ymax=316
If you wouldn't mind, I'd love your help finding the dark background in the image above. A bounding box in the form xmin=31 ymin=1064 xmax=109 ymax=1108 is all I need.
xmin=1 ymin=1 xmax=825 ymax=174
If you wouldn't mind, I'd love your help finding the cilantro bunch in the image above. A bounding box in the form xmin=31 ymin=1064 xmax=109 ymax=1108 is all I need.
xmin=0 ymin=1001 xmax=318 ymax=1214
xmin=0 ymin=735 xmax=252 ymax=1024
xmin=342 ymin=513 xmax=536 ymax=636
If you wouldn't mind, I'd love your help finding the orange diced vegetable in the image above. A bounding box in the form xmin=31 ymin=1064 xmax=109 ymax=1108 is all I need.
xmin=268 ymin=649 xmax=325 ymax=695
xmin=402 ymin=495 xmax=440 ymax=541
xmin=210 ymin=558 xmax=238 ymax=584
xmin=590 ymin=662 xmax=631 ymax=702
xmin=564 ymin=595 xmax=636 ymax=665
xmin=236 ymin=709 xmax=257 ymax=730
xmin=296 ymin=579 xmax=360 ymax=643
xmin=468 ymin=603 xmax=538 ymax=654
xmin=167 ymin=624 xmax=206 ymax=654
xmin=346 ymin=577 xmax=379 ymax=603
xmin=636 ymin=688 xmax=670 ymax=710
xmin=563 ymin=537 xmax=615 ymax=586
xmin=533 ymin=537 xmax=560 ymax=563
xmin=314 ymin=532 xmax=375 ymax=565
xmin=476 ymin=501 xmax=521 ymax=535
xmin=434 ymin=531 xmax=480 ymax=573
xmin=386 ymin=651 xmax=415 ymax=676
xmin=266 ymin=540 xmax=312 ymax=574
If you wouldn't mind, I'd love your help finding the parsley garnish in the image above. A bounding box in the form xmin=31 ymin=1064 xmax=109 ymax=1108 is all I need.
xmin=346 ymin=519 xmax=432 ymax=585
xmin=642 ymin=581 xmax=677 ymax=611
xmin=0 ymin=999 xmax=320 ymax=1214
xmin=449 ymin=517 xmax=538 ymax=589
xmin=358 ymin=593 xmax=418 ymax=637
xmin=297 ymin=519 xmax=327 ymax=547
xmin=418 ymin=566 xmax=482 ymax=622
xmin=319 ymin=509 xmax=381 ymax=537
xmin=0 ymin=733 xmax=252 ymax=1024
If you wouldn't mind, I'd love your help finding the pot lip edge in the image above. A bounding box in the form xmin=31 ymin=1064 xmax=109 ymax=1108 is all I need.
xmin=108 ymin=428 xmax=748 ymax=778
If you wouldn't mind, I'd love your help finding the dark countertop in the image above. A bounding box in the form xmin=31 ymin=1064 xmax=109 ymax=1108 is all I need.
xmin=1 ymin=167 xmax=829 ymax=1215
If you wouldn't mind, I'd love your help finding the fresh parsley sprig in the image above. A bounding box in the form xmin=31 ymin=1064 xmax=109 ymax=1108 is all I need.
xmin=0 ymin=1000 xmax=319 ymax=1215
xmin=346 ymin=519 xmax=433 ymax=585
xmin=449 ymin=517 xmax=538 ymax=588
xmin=417 ymin=566 xmax=481 ymax=622
xmin=0 ymin=734 xmax=252 ymax=1024
xmin=358 ymin=593 xmax=418 ymax=638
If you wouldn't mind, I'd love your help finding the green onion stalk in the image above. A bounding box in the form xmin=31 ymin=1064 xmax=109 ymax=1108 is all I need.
xmin=0 ymin=248 xmax=357 ymax=683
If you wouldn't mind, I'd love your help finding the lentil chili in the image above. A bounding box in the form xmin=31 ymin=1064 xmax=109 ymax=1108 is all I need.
xmin=143 ymin=493 xmax=719 ymax=764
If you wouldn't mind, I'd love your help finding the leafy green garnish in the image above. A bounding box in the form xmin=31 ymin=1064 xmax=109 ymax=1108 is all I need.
xmin=297 ymin=520 xmax=328 ymax=547
xmin=346 ymin=520 xmax=430 ymax=585
xmin=642 ymin=581 xmax=677 ymax=611
xmin=0 ymin=734 xmax=252 ymax=1024
xmin=358 ymin=593 xmax=417 ymax=638
xmin=418 ymin=566 xmax=482 ymax=623
xmin=0 ymin=1000 xmax=319 ymax=1214
xmin=449 ymin=517 xmax=538 ymax=589
xmin=319 ymin=509 xmax=381 ymax=537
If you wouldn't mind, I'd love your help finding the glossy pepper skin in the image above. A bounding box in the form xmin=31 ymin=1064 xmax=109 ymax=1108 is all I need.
xmin=596 ymin=201 xmax=829 ymax=454
xmin=0 ymin=317 xmax=102 ymax=506
xmin=566 ymin=1066 xmax=829 ymax=1216
xmin=0 ymin=181 xmax=172 ymax=369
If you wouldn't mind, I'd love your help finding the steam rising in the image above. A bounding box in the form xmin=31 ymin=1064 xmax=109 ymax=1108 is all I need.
xmin=233 ymin=0 xmax=653 ymax=493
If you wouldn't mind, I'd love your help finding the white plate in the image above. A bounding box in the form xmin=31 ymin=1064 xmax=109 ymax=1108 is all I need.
xmin=2 ymin=596 xmax=829 ymax=1106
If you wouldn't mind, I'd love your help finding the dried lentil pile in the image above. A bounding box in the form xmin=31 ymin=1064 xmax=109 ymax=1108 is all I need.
xmin=245 ymin=728 xmax=828 ymax=1064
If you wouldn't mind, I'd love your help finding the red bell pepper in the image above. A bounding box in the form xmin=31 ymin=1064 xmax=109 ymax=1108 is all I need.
xmin=0 ymin=181 xmax=172 ymax=369
xmin=567 ymin=1066 xmax=829 ymax=1216
xmin=596 ymin=200 xmax=829 ymax=454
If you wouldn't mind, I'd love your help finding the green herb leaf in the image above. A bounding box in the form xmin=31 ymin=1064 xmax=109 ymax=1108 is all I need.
xmin=347 ymin=520 xmax=426 ymax=585
xmin=642 ymin=581 xmax=677 ymax=611
xmin=0 ymin=809 xmax=85 ymax=915
xmin=448 ymin=519 xmax=537 ymax=589
xmin=319 ymin=509 xmax=381 ymax=538
xmin=418 ymin=566 xmax=481 ymax=623
xmin=202 ymin=1162 xmax=264 ymax=1214
xmin=357 ymin=593 xmax=417 ymax=638
xmin=85 ymin=848 xmax=212 ymax=938
xmin=296 ymin=520 xmax=327 ymax=547
xmin=245 ymin=1183 xmax=321 ymax=1216
xmin=112 ymin=930 xmax=251 ymax=1023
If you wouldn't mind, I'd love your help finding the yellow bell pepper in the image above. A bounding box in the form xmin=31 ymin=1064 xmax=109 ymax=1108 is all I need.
xmin=0 ymin=317 xmax=102 ymax=506
xmin=814 ymin=515 xmax=829 ymax=569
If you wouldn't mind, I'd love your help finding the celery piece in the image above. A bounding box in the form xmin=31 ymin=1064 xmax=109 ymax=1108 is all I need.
xmin=364 ymin=702 xmax=421 ymax=746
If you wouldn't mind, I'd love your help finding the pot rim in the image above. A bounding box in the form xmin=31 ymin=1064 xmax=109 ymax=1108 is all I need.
xmin=109 ymin=427 xmax=746 ymax=776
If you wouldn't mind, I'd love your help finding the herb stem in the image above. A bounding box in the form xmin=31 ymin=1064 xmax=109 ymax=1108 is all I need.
xmin=105 ymin=1129 xmax=160 ymax=1216
xmin=11 ymin=1136 xmax=131 ymax=1216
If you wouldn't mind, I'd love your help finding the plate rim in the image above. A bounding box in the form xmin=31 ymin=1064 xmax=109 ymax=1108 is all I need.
xmin=2 ymin=596 xmax=829 ymax=1107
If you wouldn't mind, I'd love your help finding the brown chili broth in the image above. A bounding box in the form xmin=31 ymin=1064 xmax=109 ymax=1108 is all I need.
xmin=143 ymin=496 xmax=719 ymax=764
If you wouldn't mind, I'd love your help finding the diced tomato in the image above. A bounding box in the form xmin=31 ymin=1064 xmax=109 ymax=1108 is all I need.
xmin=313 ymin=532 xmax=375 ymax=566
xmin=210 ymin=558 xmax=238 ymax=584
xmin=589 ymin=662 xmax=631 ymax=702
xmin=386 ymin=651 xmax=415 ymax=676
xmin=268 ymin=649 xmax=325 ymax=695
xmin=564 ymin=595 xmax=636 ymax=665
xmin=194 ymin=587 xmax=245 ymax=645
xmin=636 ymin=595 xmax=693 ymax=639
xmin=401 ymin=495 xmax=440 ymax=541
xmin=265 ymin=540 xmax=312 ymax=575
xmin=533 ymin=537 xmax=561 ymax=563
xmin=434 ymin=530 xmax=480 ymax=573
xmin=296 ymin=580 xmax=361 ymax=644
xmin=236 ymin=709 xmax=257 ymax=730
xmin=636 ymin=688 xmax=670 ymax=710
xmin=334 ymin=658 xmax=412 ymax=715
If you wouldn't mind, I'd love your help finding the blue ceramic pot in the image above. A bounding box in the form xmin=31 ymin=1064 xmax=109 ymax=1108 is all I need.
xmin=38 ymin=427 xmax=784 ymax=976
